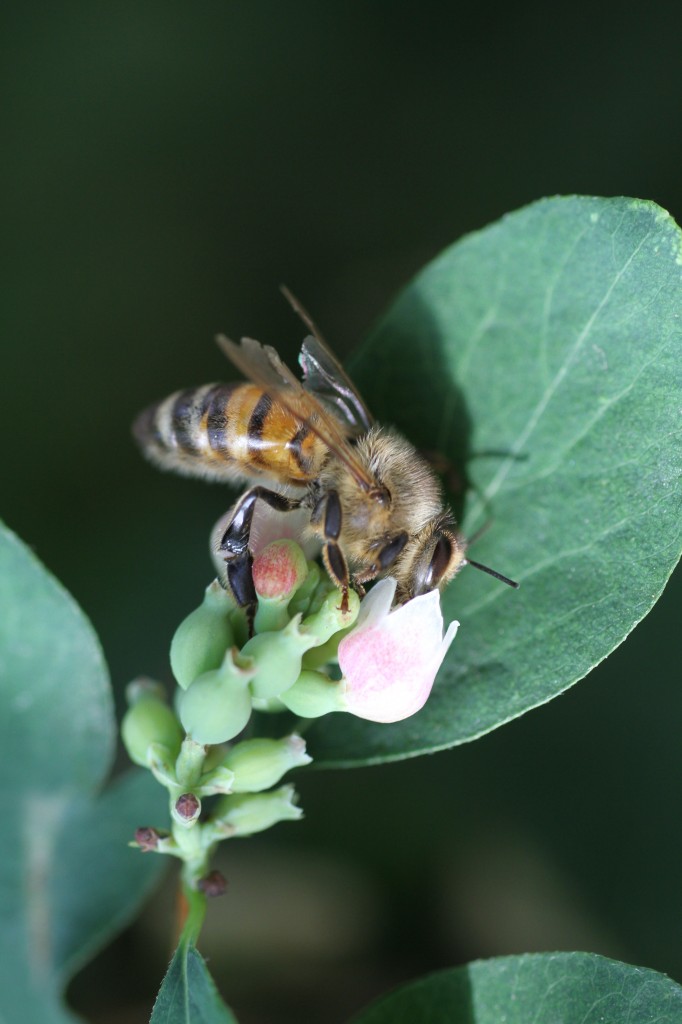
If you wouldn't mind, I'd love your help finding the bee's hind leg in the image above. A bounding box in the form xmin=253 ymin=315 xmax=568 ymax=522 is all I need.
xmin=219 ymin=486 xmax=303 ymax=634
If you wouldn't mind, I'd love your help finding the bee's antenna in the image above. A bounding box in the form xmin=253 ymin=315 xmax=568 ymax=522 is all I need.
xmin=280 ymin=284 xmax=322 ymax=340
xmin=464 ymin=558 xmax=520 ymax=589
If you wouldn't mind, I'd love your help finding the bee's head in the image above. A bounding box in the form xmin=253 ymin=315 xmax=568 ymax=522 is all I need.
xmin=408 ymin=525 xmax=466 ymax=598
xmin=393 ymin=520 xmax=519 ymax=601
xmin=386 ymin=520 xmax=465 ymax=602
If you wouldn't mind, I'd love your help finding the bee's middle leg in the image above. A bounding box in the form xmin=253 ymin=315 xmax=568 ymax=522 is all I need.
xmin=219 ymin=486 xmax=303 ymax=632
xmin=318 ymin=489 xmax=351 ymax=613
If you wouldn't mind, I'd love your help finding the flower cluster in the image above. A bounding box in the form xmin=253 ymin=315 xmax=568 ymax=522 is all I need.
xmin=122 ymin=533 xmax=458 ymax=890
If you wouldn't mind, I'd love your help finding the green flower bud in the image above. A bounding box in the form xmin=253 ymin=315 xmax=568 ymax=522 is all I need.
xmin=252 ymin=540 xmax=309 ymax=633
xmin=300 ymin=588 xmax=360 ymax=646
xmin=305 ymin=572 xmax=336 ymax=615
xmin=196 ymin=765 xmax=235 ymax=797
xmin=201 ymin=743 xmax=229 ymax=772
xmin=287 ymin=560 xmax=322 ymax=617
xmin=228 ymin=606 xmax=249 ymax=649
xmin=170 ymin=580 xmax=236 ymax=690
xmin=241 ymin=615 xmax=318 ymax=700
xmin=301 ymin=625 xmax=354 ymax=670
xmin=178 ymin=649 xmax=254 ymax=745
xmin=250 ymin=695 xmax=288 ymax=713
xmin=211 ymin=784 xmax=302 ymax=837
xmin=222 ymin=735 xmax=312 ymax=793
xmin=175 ymin=735 xmax=209 ymax=788
xmin=146 ymin=742 xmax=178 ymax=788
xmin=122 ymin=680 xmax=183 ymax=767
xmin=279 ymin=669 xmax=346 ymax=718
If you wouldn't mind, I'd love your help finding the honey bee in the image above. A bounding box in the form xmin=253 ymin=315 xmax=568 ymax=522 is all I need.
xmin=133 ymin=288 xmax=517 ymax=626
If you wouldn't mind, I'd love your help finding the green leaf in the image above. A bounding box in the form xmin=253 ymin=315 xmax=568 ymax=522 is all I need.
xmin=349 ymin=952 xmax=682 ymax=1023
xmin=309 ymin=196 xmax=682 ymax=766
xmin=50 ymin=769 xmax=167 ymax=978
xmin=0 ymin=522 xmax=167 ymax=1023
xmin=150 ymin=946 xmax=239 ymax=1024
xmin=150 ymin=884 xmax=239 ymax=1023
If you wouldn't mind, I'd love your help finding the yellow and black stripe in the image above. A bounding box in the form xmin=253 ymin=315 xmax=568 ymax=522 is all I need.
xmin=133 ymin=382 xmax=325 ymax=485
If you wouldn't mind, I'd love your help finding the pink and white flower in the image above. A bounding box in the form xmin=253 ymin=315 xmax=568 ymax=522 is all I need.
xmin=338 ymin=578 xmax=459 ymax=723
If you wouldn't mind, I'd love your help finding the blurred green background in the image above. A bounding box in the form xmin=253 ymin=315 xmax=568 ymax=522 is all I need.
xmin=2 ymin=3 xmax=681 ymax=1022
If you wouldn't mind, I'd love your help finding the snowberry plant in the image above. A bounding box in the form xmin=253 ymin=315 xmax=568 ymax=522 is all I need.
xmin=1 ymin=197 xmax=681 ymax=1024
xmin=122 ymin=539 xmax=458 ymax=897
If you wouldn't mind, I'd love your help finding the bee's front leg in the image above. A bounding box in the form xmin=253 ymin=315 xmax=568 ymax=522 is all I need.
xmin=219 ymin=486 xmax=303 ymax=634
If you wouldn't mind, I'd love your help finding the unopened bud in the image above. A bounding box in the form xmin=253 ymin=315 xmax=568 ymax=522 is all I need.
xmin=305 ymin=574 xmax=336 ymax=615
xmin=178 ymin=648 xmax=255 ymax=745
xmin=287 ymin=561 xmax=322 ymax=617
xmin=211 ymin=784 xmax=302 ymax=837
xmin=196 ymin=764 xmax=235 ymax=797
xmin=240 ymin=615 xmax=318 ymax=700
xmin=197 ymin=870 xmax=227 ymax=897
xmin=170 ymin=581 xmax=236 ymax=690
xmin=122 ymin=681 xmax=183 ymax=767
xmin=173 ymin=792 xmax=201 ymax=826
xmin=279 ymin=669 xmax=346 ymax=718
xmin=301 ymin=588 xmax=360 ymax=646
xmin=222 ymin=735 xmax=312 ymax=793
xmin=146 ymin=743 xmax=178 ymax=788
xmin=133 ymin=826 xmax=177 ymax=856
xmin=253 ymin=540 xmax=309 ymax=633
xmin=134 ymin=826 xmax=164 ymax=851
xmin=301 ymin=627 xmax=353 ymax=671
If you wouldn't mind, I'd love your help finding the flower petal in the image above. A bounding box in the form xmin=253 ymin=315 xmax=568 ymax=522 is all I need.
xmin=338 ymin=588 xmax=458 ymax=724
xmin=353 ymin=577 xmax=397 ymax=630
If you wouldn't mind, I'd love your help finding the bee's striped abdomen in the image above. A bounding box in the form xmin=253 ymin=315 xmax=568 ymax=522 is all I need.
xmin=133 ymin=382 xmax=324 ymax=484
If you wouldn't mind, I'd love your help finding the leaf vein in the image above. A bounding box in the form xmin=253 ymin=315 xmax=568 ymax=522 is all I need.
xmin=466 ymin=227 xmax=654 ymax=524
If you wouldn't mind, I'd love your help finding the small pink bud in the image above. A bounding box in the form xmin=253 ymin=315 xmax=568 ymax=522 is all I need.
xmin=197 ymin=870 xmax=227 ymax=897
xmin=175 ymin=792 xmax=201 ymax=822
xmin=211 ymin=504 xmax=318 ymax=578
xmin=337 ymin=579 xmax=459 ymax=723
xmin=134 ymin=826 xmax=165 ymax=851
xmin=252 ymin=540 xmax=308 ymax=600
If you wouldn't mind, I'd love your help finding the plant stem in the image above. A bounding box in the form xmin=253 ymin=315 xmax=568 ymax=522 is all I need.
xmin=175 ymin=736 xmax=207 ymax=788
xmin=178 ymin=877 xmax=207 ymax=947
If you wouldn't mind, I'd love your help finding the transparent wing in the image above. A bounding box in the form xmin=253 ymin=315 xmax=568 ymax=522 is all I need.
xmin=299 ymin=334 xmax=374 ymax=434
xmin=280 ymin=285 xmax=374 ymax=434
xmin=215 ymin=334 xmax=377 ymax=493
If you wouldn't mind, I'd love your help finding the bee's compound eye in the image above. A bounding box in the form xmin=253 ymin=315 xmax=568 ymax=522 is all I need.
xmin=424 ymin=533 xmax=454 ymax=590
xmin=378 ymin=531 xmax=409 ymax=570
